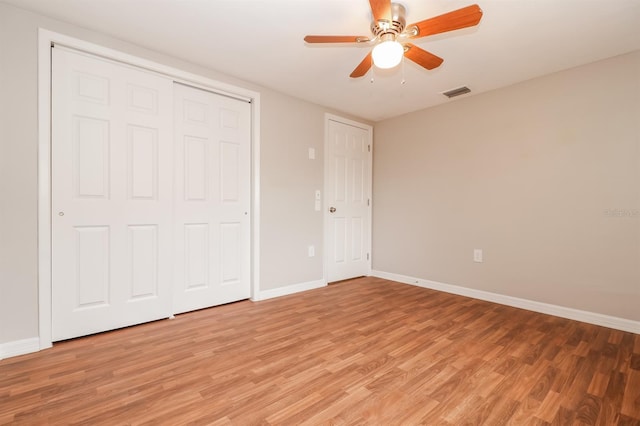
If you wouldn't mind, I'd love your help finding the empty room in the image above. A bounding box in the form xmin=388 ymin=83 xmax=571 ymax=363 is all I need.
xmin=0 ymin=0 xmax=639 ymax=424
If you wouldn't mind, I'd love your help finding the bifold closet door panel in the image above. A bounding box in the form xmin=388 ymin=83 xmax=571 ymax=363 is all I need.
xmin=51 ymin=47 xmax=174 ymax=341
xmin=172 ymin=84 xmax=251 ymax=314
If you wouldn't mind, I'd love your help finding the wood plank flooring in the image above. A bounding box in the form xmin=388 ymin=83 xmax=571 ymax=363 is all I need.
xmin=1 ymin=277 xmax=639 ymax=425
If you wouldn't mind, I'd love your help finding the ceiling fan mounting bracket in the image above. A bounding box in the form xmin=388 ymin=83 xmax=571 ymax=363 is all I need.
xmin=403 ymin=26 xmax=419 ymax=38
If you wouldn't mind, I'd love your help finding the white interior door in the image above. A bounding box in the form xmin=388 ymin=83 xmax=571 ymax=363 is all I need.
xmin=51 ymin=47 xmax=174 ymax=341
xmin=325 ymin=117 xmax=372 ymax=282
xmin=173 ymin=84 xmax=251 ymax=314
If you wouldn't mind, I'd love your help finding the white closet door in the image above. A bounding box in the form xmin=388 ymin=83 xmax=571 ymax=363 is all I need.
xmin=51 ymin=47 xmax=174 ymax=341
xmin=173 ymin=84 xmax=251 ymax=314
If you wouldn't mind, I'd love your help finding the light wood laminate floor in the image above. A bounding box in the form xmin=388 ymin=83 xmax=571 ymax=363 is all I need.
xmin=1 ymin=277 xmax=639 ymax=425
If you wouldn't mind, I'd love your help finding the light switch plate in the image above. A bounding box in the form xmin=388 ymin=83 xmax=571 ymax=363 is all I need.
xmin=308 ymin=148 xmax=315 ymax=160
xmin=473 ymin=249 xmax=483 ymax=263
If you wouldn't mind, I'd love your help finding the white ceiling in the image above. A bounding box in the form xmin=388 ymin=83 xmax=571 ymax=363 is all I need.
xmin=5 ymin=0 xmax=640 ymax=121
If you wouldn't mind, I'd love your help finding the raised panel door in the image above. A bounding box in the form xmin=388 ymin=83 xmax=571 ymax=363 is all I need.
xmin=173 ymin=84 xmax=251 ymax=314
xmin=326 ymin=119 xmax=372 ymax=282
xmin=51 ymin=47 xmax=173 ymax=341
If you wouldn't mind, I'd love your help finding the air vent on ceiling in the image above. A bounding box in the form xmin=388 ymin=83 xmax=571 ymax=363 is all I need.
xmin=442 ymin=86 xmax=471 ymax=98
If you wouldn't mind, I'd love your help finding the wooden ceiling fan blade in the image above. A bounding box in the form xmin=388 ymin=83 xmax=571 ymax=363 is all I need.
xmin=304 ymin=35 xmax=368 ymax=43
xmin=369 ymin=0 xmax=392 ymax=22
xmin=350 ymin=52 xmax=372 ymax=78
xmin=404 ymin=43 xmax=444 ymax=70
xmin=409 ymin=4 xmax=483 ymax=39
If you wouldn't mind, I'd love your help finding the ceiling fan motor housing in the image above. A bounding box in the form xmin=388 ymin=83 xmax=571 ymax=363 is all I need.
xmin=371 ymin=3 xmax=407 ymax=38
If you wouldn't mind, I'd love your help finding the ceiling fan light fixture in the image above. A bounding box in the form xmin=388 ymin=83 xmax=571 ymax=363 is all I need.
xmin=371 ymin=39 xmax=404 ymax=69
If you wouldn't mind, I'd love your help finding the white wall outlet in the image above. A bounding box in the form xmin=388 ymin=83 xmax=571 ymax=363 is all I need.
xmin=473 ymin=249 xmax=483 ymax=263
xmin=308 ymin=245 xmax=315 ymax=257
xmin=308 ymin=148 xmax=315 ymax=160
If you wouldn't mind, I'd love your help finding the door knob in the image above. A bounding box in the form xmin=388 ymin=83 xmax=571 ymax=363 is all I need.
xmin=329 ymin=207 xmax=336 ymax=213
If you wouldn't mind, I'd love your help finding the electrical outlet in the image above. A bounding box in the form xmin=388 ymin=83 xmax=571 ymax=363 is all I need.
xmin=308 ymin=245 xmax=315 ymax=257
xmin=473 ymin=249 xmax=483 ymax=263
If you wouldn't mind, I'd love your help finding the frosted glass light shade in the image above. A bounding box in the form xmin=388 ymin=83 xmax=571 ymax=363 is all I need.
xmin=371 ymin=40 xmax=404 ymax=69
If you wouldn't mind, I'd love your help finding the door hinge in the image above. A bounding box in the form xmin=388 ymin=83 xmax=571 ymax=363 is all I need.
xmin=368 ymin=144 xmax=371 ymax=152
xmin=367 ymin=253 xmax=370 ymax=260
xmin=367 ymin=198 xmax=370 ymax=206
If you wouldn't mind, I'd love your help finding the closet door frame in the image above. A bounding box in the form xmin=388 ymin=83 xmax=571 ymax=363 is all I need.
xmin=37 ymin=29 xmax=261 ymax=350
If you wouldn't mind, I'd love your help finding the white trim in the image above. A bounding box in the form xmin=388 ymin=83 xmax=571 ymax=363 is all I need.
xmin=38 ymin=29 xmax=53 ymax=351
xmin=0 ymin=338 xmax=41 ymax=360
xmin=37 ymin=28 xmax=261 ymax=352
xmin=251 ymin=97 xmax=261 ymax=303
xmin=324 ymin=113 xmax=373 ymax=133
xmin=323 ymin=113 xmax=373 ymax=283
xmin=253 ymin=279 xmax=326 ymax=301
xmin=371 ymin=270 xmax=640 ymax=335
xmin=47 ymin=33 xmax=257 ymax=101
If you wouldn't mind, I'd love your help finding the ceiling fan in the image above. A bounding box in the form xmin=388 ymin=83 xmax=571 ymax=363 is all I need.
xmin=304 ymin=0 xmax=483 ymax=78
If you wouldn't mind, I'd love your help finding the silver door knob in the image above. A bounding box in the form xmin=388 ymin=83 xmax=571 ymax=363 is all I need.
xmin=329 ymin=207 xmax=336 ymax=213
xmin=58 ymin=212 xmax=64 ymax=216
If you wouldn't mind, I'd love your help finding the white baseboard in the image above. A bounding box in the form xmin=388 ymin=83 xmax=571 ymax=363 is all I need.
xmin=252 ymin=279 xmax=326 ymax=301
xmin=0 ymin=337 xmax=41 ymax=360
xmin=0 ymin=280 xmax=325 ymax=359
xmin=3 ymin=274 xmax=634 ymax=361
xmin=371 ymin=270 xmax=640 ymax=335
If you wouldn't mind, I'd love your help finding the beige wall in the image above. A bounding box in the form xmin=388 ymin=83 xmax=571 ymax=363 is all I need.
xmin=0 ymin=2 xmax=368 ymax=344
xmin=0 ymin=4 xmax=40 ymax=344
xmin=373 ymin=51 xmax=640 ymax=321
xmin=260 ymin=94 xmax=325 ymax=289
